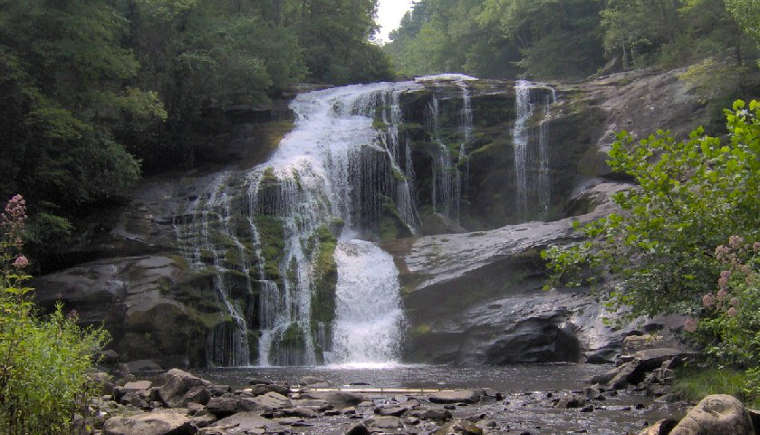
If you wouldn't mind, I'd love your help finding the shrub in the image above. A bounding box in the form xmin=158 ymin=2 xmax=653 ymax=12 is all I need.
xmin=542 ymin=100 xmax=760 ymax=318
xmin=0 ymin=195 xmax=109 ymax=434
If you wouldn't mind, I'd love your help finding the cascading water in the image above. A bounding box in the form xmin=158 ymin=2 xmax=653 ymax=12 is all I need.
xmin=327 ymin=239 xmax=405 ymax=366
xmin=512 ymin=80 xmax=556 ymax=221
xmin=426 ymin=93 xmax=457 ymax=220
xmin=174 ymin=172 xmax=253 ymax=367
xmin=174 ymin=75 xmax=488 ymax=367
xmin=456 ymin=81 xmax=474 ymax=221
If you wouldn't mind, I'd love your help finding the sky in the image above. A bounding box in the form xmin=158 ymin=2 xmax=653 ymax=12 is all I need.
xmin=375 ymin=0 xmax=415 ymax=43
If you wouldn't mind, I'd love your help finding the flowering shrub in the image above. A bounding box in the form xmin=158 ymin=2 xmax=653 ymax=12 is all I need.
xmin=0 ymin=195 xmax=109 ymax=434
xmin=694 ymin=237 xmax=760 ymax=365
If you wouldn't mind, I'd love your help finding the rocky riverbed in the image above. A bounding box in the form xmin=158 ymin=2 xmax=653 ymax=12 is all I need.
xmin=83 ymin=351 xmax=701 ymax=435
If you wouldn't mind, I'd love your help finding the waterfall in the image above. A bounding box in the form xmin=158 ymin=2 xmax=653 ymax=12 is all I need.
xmin=512 ymin=80 xmax=556 ymax=221
xmin=174 ymin=76 xmax=487 ymax=367
xmin=456 ymin=81 xmax=473 ymax=221
xmin=326 ymin=239 xmax=405 ymax=365
xmin=174 ymin=172 xmax=252 ymax=367
xmin=426 ymin=93 xmax=457 ymax=220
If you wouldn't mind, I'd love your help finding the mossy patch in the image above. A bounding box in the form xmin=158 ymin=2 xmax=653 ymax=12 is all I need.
xmin=309 ymin=224 xmax=339 ymax=360
xmin=254 ymin=215 xmax=285 ymax=283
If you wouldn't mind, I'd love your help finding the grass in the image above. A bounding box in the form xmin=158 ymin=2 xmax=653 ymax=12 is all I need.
xmin=674 ymin=366 xmax=760 ymax=408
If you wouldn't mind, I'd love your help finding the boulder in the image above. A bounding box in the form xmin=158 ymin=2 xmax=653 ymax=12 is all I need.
xmin=104 ymin=410 xmax=196 ymax=435
xmin=429 ymin=390 xmax=482 ymax=404
xmin=366 ymin=415 xmax=401 ymax=430
xmin=251 ymin=391 xmax=291 ymax=411
xmin=158 ymin=369 xmax=212 ymax=408
xmin=206 ymin=395 xmax=260 ymax=417
xmin=114 ymin=380 xmax=153 ymax=409
xmin=669 ymin=395 xmax=755 ymax=435
xmin=250 ymin=383 xmax=289 ymax=396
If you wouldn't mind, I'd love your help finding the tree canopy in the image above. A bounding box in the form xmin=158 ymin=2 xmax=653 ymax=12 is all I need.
xmin=0 ymin=0 xmax=393 ymax=271
xmin=385 ymin=0 xmax=760 ymax=80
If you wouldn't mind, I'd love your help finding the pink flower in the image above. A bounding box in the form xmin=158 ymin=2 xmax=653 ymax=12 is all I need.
xmin=718 ymin=271 xmax=730 ymax=290
xmin=703 ymin=293 xmax=715 ymax=308
xmin=754 ymin=242 xmax=760 ymax=252
xmin=715 ymin=244 xmax=730 ymax=260
xmin=727 ymin=307 xmax=738 ymax=317
xmin=730 ymin=297 xmax=740 ymax=307
xmin=12 ymin=255 xmax=28 ymax=269
xmin=717 ymin=289 xmax=728 ymax=301
xmin=684 ymin=318 xmax=698 ymax=333
xmin=729 ymin=235 xmax=745 ymax=249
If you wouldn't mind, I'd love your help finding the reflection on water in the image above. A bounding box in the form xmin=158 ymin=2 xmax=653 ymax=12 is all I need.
xmin=200 ymin=363 xmax=611 ymax=391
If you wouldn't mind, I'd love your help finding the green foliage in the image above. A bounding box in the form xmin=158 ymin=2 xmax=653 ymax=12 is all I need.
xmin=674 ymin=366 xmax=760 ymax=408
xmin=543 ymin=100 xmax=760 ymax=318
xmin=386 ymin=0 xmax=759 ymax=80
xmin=0 ymin=195 xmax=108 ymax=434
xmin=253 ymin=215 xmax=285 ymax=282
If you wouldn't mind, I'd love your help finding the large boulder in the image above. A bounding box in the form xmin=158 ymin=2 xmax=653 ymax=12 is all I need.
xmin=158 ymin=369 xmax=212 ymax=408
xmin=669 ymin=395 xmax=755 ymax=435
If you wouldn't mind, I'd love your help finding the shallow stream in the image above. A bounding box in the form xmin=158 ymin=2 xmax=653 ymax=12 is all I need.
xmin=198 ymin=364 xmax=686 ymax=434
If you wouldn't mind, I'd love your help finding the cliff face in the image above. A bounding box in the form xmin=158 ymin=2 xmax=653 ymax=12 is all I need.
xmin=32 ymin=68 xmax=708 ymax=368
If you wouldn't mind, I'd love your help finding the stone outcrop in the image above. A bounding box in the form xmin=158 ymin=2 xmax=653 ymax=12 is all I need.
xmin=31 ymin=66 xmax=711 ymax=367
xmin=639 ymin=395 xmax=755 ymax=435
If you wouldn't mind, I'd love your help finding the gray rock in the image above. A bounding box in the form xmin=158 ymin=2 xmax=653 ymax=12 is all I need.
xmin=104 ymin=410 xmax=196 ymax=435
xmin=282 ymin=407 xmax=317 ymax=418
xmin=417 ymin=408 xmax=453 ymax=422
xmin=374 ymin=405 xmax=408 ymax=416
xmin=199 ymin=412 xmax=273 ymax=435
xmin=182 ymin=385 xmax=211 ymax=406
xmin=114 ymin=380 xmax=153 ymax=409
xmin=250 ymin=383 xmax=289 ymax=396
xmin=429 ymin=390 xmax=482 ymax=404
xmin=206 ymin=395 xmax=260 ymax=417
xmin=251 ymin=391 xmax=291 ymax=411
xmin=158 ymin=369 xmax=212 ymax=408
xmin=669 ymin=395 xmax=754 ymax=435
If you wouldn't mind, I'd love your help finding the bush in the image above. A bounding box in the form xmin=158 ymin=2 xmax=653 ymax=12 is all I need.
xmin=542 ymin=100 xmax=760 ymax=318
xmin=0 ymin=195 xmax=109 ymax=434
xmin=542 ymin=99 xmax=760 ymax=400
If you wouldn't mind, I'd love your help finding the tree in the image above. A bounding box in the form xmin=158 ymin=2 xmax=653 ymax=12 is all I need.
xmin=543 ymin=100 xmax=760 ymax=318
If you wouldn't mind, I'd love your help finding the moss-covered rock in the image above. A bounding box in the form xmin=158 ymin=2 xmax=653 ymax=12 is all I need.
xmin=253 ymin=215 xmax=285 ymax=283
xmin=310 ymin=224 xmax=339 ymax=362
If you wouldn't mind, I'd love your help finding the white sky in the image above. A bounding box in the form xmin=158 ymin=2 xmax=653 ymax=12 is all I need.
xmin=375 ymin=0 xmax=415 ymax=43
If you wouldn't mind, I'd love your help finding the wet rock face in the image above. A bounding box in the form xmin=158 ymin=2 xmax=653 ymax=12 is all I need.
xmin=33 ymin=255 xmax=220 ymax=368
xmin=398 ymin=183 xmax=634 ymax=365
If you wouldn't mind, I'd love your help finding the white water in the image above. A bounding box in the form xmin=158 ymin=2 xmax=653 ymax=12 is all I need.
xmin=175 ymin=77 xmax=482 ymax=367
xmin=326 ymin=239 xmax=405 ymax=365
xmin=512 ymin=80 xmax=556 ymax=221
xmin=247 ymin=82 xmax=425 ymax=366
